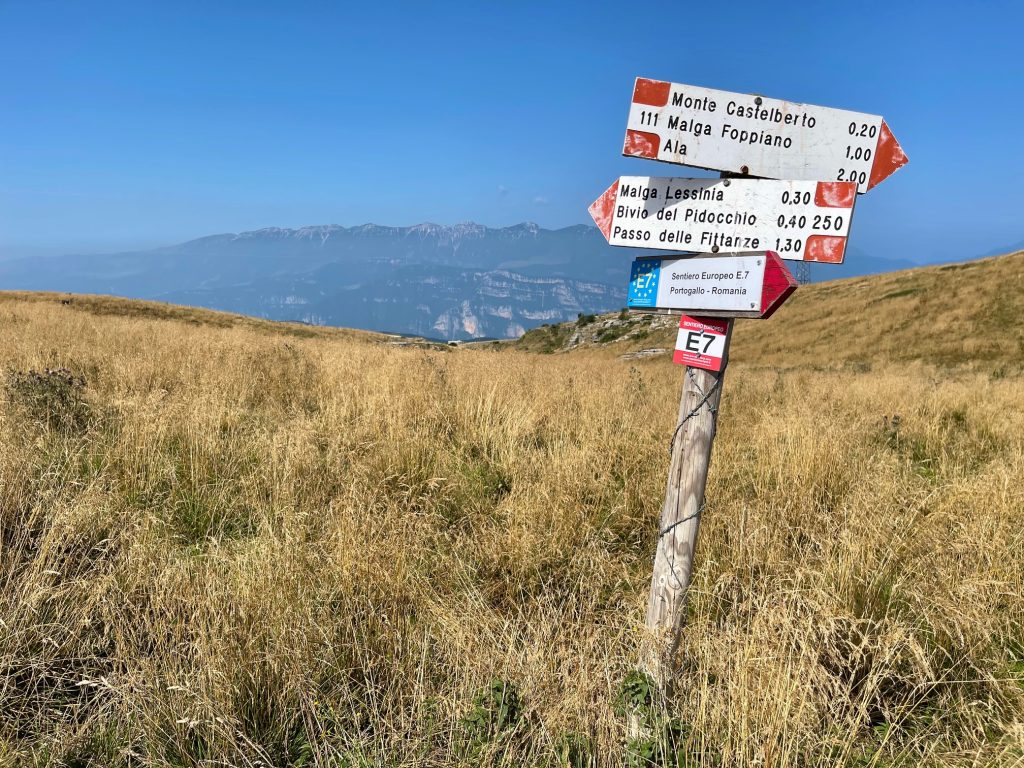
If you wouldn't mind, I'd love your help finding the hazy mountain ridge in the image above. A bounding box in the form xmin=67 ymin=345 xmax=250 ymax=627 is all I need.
xmin=980 ymin=240 xmax=1024 ymax=259
xmin=0 ymin=221 xmax=927 ymax=340
xmin=0 ymin=222 xmax=631 ymax=340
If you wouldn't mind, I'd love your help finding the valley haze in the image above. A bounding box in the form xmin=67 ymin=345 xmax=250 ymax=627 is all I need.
xmin=0 ymin=222 xmax=916 ymax=340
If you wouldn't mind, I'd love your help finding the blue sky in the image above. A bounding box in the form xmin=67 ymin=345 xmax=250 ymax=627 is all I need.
xmin=1 ymin=0 xmax=1022 ymax=263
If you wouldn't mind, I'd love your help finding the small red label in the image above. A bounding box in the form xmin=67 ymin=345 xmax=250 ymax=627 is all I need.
xmin=622 ymin=129 xmax=659 ymax=158
xmin=868 ymin=120 xmax=909 ymax=190
xmin=805 ymin=235 xmax=847 ymax=263
xmin=632 ymin=78 xmax=671 ymax=107
xmin=587 ymin=179 xmax=618 ymax=239
xmin=814 ymin=181 xmax=856 ymax=208
xmin=673 ymin=315 xmax=729 ymax=371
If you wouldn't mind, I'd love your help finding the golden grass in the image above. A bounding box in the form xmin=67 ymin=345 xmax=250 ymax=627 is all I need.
xmin=732 ymin=251 xmax=1024 ymax=370
xmin=520 ymin=251 xmax=1024 ymax=375
xmin=0 ymin=291 xmax=391 ymax=344
xmin=0 ymin=289 xmax=1022 ymax=766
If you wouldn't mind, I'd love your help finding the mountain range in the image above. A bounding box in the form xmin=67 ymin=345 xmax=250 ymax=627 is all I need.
xmin=0 ymin=222 xmax=928 ymax=340
xmin=980 ymin=240 xmax=1024 ymax=259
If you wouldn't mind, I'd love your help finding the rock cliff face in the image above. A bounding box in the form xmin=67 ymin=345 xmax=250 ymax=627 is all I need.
xmin=0 ymin=222 xmax=643 ymax=339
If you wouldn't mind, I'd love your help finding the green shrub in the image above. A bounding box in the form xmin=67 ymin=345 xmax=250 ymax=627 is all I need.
xmin=596 ymin=325 xmax=630 ymax=344
xmin=557 ymin=731 xmax=593 ymax=767
xmin=5 ymin=367 xmax=92 ymax=434
xmin=462 ymin=679 xmax=523 ymax=745
xmin=615 ymin=670 xmax=656 ymax=718
xmin=617 ymin=671 xmax=710 ymax=768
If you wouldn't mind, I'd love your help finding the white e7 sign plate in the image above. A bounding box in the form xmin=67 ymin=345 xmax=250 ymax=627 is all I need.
xmin=673 ymin=315 xmax=730 ymax=371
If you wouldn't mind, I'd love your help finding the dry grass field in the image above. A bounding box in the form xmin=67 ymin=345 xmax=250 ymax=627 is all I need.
xmin=519 ymin=252 xmax=1024 ymax=374
xmin=1 ymin=256 xmax=1023 ymax=766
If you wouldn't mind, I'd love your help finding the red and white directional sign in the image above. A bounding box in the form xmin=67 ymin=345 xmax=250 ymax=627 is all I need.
xmin=590 ymin=177 xmax=856 ymax=263
xmin=628 ymin=251 xmax=796 ymax=319
xmin=624 ymin=78 xmax=908 ymax=193
xmin=673 ymin=315 xmax=730 ymax=371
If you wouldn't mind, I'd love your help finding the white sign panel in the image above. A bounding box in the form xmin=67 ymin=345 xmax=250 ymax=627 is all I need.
xmin=630 ymin=254 xmax=766 ymax=314
xmin=624 ymin=78 xmax=908 ymax=193
xmin=591 ymin=177 xmax=857 ymax=263
xmin=628 ymin=251 xmax=797 ymax=319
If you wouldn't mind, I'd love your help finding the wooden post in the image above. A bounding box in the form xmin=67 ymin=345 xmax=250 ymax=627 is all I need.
xmin=642 ymin=319 xmax=734 ymax=676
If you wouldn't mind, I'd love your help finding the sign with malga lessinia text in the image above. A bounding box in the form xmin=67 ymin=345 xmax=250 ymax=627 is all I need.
xmin=591 ymin=177 xmax=857 ymax=262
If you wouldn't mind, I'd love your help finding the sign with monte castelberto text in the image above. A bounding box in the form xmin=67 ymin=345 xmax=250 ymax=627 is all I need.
xmin=673 ymin=315 xmax=730 ymax=371
xmin=628 ymin=251 xmax=796 ymax=319
xmin=624 ymin=78 xmax=908 ymax=193
xmin=591 ymin=177 xmax=857 ymax=262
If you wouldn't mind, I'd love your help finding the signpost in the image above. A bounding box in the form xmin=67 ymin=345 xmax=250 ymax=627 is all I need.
xmin=627 ymin=251 xmax=797 ymax=318
xmin=591 ymin=177 xmax=857 ymax=262
xmin=588 ymin=77 xmax=908 ymax=682
xmin=624 ymin=78 xmax=908 ymax=193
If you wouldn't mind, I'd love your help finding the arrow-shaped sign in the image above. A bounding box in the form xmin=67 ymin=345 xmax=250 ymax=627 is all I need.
xmin=627 ymin=251 xmax=796 ymax=319
xmin=624 ymin=78 xmax=908 ymax=193
xmin=590 ymin=177 xmax=857 ymax=263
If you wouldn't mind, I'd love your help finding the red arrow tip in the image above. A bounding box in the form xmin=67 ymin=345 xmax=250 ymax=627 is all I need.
xmin=588 ymin=180 xmax=619 ymax=240
xmin=760 ymin=251 xmax=798 ymax=318
xmin=867 ymin=120 xmax=909 ymax=190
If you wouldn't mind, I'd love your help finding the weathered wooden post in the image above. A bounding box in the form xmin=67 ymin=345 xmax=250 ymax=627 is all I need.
xmin=643 ymin=320 xmax=732 ymax=674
